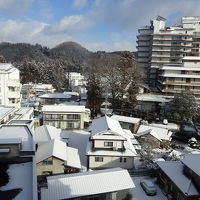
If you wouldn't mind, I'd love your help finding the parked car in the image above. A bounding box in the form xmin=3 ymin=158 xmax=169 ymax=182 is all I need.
xmin=140 ymin=179 xmax=157 ymax=196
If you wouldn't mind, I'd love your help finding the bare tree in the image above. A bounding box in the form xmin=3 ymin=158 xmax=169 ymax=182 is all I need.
xmin=84 ymin=51 xmax=142 ymax=114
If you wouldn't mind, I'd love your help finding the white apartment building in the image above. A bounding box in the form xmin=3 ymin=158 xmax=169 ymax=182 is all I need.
xmin=0 ymin=63 xmax=21 ymax=107
xmin=158 ymin=56 xmax=200 ymax=98
xmin=137 ymin=16 xmax=200 ymax=87
xmin=42 ymin=105 xmax=90 ymax=130
xmin=67 ymin=72 xmax=87 ymax=94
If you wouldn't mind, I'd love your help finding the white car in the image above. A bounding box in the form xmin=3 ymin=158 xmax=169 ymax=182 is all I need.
xmin=140 ymin=179 xmax=157 ymax=196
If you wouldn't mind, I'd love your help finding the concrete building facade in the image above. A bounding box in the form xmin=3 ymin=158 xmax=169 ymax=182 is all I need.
xmin=0 ymin=63 xmax=21 ymax=107
xmin=137 ymin=16 xmax=200 ymax=87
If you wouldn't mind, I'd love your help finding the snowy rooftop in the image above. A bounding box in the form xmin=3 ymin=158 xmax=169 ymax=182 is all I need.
xmin=14 ymin=107 xmax=33 ymax=116
xmin=0 ymin=106 xmax=16 ymax=120
xmin=41 ymin=168 xmax=134 ymax=200
xmin=182 ymin=154 xmax=200 ymax=176
xmin=0 ymin=161 xmax=37 ymax=200
xmin=111 ymin=115 xmax=141 ymax=124
xmin=150 ymin=123 xmax=180 ymax=131
xmin=32 ymin=83 xmax=54 ymax=90
xmin=89 ymin=116 xmax=125 ymax=138
xmin=0 ymin=63 xmax=16 ymax=72
xmin=0 ymin=125 xmax=34 ymax=151
xmin=137 ymin=94 xmax=170 ymax=103
xmin=39 ymin=93 xmax=71 ymax=99
xmin=157 ymin=161 xmax=200 ymax=196
xmin=34 ymin=125 xmax=61 ymax=145
xmin=42 ymin=105 xmax=86 ymax=113
xmin=36 ymin=139 xmax=81 ymax=169
xmin=136 ymin=125 xmax=172 ymax=141
xmin=63 ymin=91 xmax=79 ymax=96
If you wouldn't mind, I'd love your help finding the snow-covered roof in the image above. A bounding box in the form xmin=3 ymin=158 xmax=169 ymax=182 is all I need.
xmin=36 ymin=139 xmax=81 ymax=169
xmin=0 ymin=125 xmax=34 ymax=151
xmin=0 ymin=63 xmax=16 ymax=72
xmin=63 ymin=91 xmax=79 ymax=96
xmin=0 ymin=162 xmax=37 ymax=200
xmin=0 ymin=106 xmax=16 ymax=120
xmin=39 ymin=93 xmax=71 ymax=99
xmin=34 ymin=125 xmax=61 ymax=145
xmin=111 ymin=115 xmax=141 ymax=124
xmin=89 ymin=116 xmax=126 ymax=140
xmin=136 ymin=125 xmax=172 ymax=141
xmin=65 ymin=146 xmax=81 ymax=169
xmin=41 ymin=168 xmax=134 ymax=200
xmin=157 ymin=161 xmax=200 ymax=196
xmin=137 ymin=94 xmax=170 ymax=103
xmin=42 ymin=105 xmax=86 ymax=113
xmin=150 ymin=123 xmax=180 ymax=131
xmin=182 ymin=154 xmax=200 ymax=176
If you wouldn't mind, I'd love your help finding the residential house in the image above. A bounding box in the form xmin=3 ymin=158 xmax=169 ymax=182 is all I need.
xmin=111 ymin=114 xmax=141 ymax=132
xmin=157 ymin=154 xmax=200 ymax=200
xmin=42 ymin=105 xmax=90 ymax=130
xmin=87 ymin=116 xmax=138 ymax=170
xmin=41 ymin=168 xmax=134 ymax=200
xmin=136 ymin=124 xmax=172 ymax=148
xmin=36 ymin=139 xmax=81 ymax=177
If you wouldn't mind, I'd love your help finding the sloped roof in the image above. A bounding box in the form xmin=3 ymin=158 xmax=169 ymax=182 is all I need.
xmin=34 ymin=125 xmax=61 ymax=145
xmin=157 ymin=161 xmax=199 ymax=196
xmin=36 ymin=139 xmax=81 ymax=169
xmin=111 ymin=115 xmax=141 ymax=124
xmin=136 ymin=125 xmax=172 ymax=141
xmin=89 ymin=116 xmax=126 ymax=140
xmin=182 ymin=154 xmax=200 ymax=176
xmin=42 ymin=105 xmax=86 ymax=113
xmin=41 ymin=168 xmax=134 ymax=200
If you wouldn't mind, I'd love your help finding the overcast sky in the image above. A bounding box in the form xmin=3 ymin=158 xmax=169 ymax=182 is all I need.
xmin=0 ymin=0 xmax=200 ymax=52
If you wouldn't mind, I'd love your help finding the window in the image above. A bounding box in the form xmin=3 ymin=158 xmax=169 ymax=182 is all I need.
xmin=42 ymin=171 xmax=52 ymax=176
xmin=104 ymin=142 xmax=113 ymax=147
xmin=120 ymin=157 xmax=127 ymax=163
xmin=42 ymin=158 xmax=53 ymax=165
xmin=95 ymin=157 xmax=103 ymax=162
xmin=67 ymin=114 xmax=80 ymax=119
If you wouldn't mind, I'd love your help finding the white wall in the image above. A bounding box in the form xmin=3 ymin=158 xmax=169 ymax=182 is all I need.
xmin=89 ymin=156 xmax=134 ymax=169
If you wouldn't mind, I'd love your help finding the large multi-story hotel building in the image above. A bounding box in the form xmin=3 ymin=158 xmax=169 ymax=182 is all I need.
xmin=137 ymin=16 xmax=200 ymax=87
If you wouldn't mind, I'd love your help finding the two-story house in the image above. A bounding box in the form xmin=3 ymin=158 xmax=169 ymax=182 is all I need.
xmin=36 ymin=139 xmax=81 ymax=178
xmin=157 ymin=154 xmax=200 ymax=200
xmin=86 ymin=116 xmax=138 ymax=170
